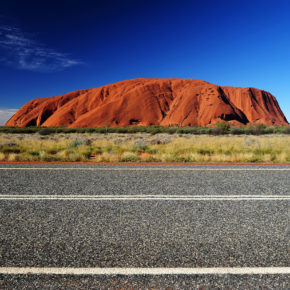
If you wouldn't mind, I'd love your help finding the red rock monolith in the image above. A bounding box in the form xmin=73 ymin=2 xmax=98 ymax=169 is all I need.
xmin=6 ymin=78 xmax=288 ymax=127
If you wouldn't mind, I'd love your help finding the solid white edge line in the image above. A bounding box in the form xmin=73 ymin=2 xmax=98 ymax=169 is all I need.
xmin=0 ymin=267 xmax=289 ymax=275
xmin=0 ymin=168 xmax=289 ymax=171
xmin=0 ymin=194 xmax=289 ymax=200
xmin=1 ymin=198 xmax=288 ymax=200
xmin=0 ymin=194 xmax=287 ymax=198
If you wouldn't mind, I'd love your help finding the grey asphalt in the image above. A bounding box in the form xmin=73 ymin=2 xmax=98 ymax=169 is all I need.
xmin=0 ymin=164 xmax=289 ymax=196
xmin=0 ymin=164 xmax=289 ymax=288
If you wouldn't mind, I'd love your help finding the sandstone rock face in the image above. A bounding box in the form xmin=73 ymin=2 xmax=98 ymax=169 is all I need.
xmin=6 ymin=78 xmax=288 ymax=127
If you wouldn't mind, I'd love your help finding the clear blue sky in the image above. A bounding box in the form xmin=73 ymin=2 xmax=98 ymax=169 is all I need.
xmin=0 ymin=0 xmax=289 ymax=124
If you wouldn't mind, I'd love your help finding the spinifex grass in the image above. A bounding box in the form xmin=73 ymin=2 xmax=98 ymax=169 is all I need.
xmin=0 ymin=133 xmax=289 ymax=163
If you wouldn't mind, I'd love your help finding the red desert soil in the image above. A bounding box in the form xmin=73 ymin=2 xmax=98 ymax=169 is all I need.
xmin=6 ymin=78 xmax=288 ymax=127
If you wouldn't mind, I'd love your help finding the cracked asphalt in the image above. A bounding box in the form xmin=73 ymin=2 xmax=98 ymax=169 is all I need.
xmin=0 ymin=164 xmax=289 ymax=288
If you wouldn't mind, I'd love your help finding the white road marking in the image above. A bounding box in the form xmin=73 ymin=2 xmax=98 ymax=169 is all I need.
xmin=0 ymin=194 xmax=289 ymax=200
xmin=0 ymin=267 xmax=289 ymax=275
xmin=0 ymin=167 xmax=289 ymax=171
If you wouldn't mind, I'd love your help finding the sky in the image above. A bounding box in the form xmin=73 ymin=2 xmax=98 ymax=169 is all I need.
xmin=0 ymin=0 xmax=289 ymax=125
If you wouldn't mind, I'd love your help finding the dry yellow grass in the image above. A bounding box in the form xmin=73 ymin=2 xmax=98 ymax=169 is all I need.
xmin=0 ymin=152 xmax=5 ymax=161
xmin=0 ymin=133 xmax=289 ymax=163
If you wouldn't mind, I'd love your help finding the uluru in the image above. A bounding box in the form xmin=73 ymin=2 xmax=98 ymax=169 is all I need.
xmin=5 ymin=78 xmax=288 ymax=127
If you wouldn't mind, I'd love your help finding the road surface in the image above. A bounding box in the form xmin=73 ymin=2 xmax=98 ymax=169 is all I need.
xmin=0 ymin=164 xmax=289 ymax=288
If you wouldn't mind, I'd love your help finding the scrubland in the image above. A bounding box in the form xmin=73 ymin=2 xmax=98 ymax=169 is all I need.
xmin=0 ymin=133 xmax=289 ymax=163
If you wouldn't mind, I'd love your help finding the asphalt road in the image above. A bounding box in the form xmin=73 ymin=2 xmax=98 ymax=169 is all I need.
xmin=0 ymin=164 xmax=289 ymax=288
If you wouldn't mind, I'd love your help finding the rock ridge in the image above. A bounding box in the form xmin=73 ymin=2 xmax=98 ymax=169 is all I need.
xmin=6 ymin=78 xmax=288 ymax=127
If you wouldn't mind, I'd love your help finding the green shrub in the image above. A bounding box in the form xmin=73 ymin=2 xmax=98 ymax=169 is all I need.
xmin=254 ymin=124 xmax=266 ymax=135
xmin=246 ymin=124 xmax=267 ymax=135
xmin=68 ymin=138 xmax=91 ymax=148
xmin=27 ymin=150 xmax=40 ymax=156
xmin=167 ymin=127 xmax=177 ymax=134
xmin=104 ymin=144 xmax=113 ymax=153
xmin=216 ymin=122 xmax=230 ymax=134
xmin=197 ymin=149 xmax=214 ymax=155
xmin=188 ymin=127 xmax=202 ymax=134
xmin=210 ymin=127 xmax=223 ymax=135
xmin=245 ymin=126 xmax=255 ymax=135
xmin=150 ymin=137 xmax=171 ymax=145
xmin=230 ymin=127 xmax=244 ymax=135
xmin=283 ymin=127 xmax=290 ymax=134
xmin=264 ymin=127 xmax=274 ymax=134
xmin=145 ymin=147 xmax=158 ymax=154
xmin=0 ymin=147 xmax=21 ymax=154
xmin=199 ymin=128 xmax=210 ymax=134
xmin=39 ymin=128 xmax=54 ymax=135
xmin=119 ymin=152 xmax=140 ymax=162
xmin=133 ymin=141 xmax=148 ymax=153
xmin=92 ymin=147 xmax=103 ymax=155
xmin=0 ymin=142 xmax=19 ymax=148
xmin=46 ymin=149 xmax=58 ymax=155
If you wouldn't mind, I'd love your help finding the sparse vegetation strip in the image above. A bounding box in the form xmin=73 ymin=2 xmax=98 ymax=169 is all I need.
xmin=0 ymin=124 xmax=290 ymax=135
xmin=0 ymin=133 xmax=289 ymax=163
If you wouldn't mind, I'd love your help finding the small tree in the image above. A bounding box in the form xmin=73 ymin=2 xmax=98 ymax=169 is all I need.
xmin=254 ymin=123 xmax=266 ymax=135
xmin=216 ymin=122 xmax=230 ymax=134
xmin=105 ymin=122 xmax=109 ymax=134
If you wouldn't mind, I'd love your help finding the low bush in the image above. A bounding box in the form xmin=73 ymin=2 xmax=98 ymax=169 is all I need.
xmin=146 ymin=147 xmax=158 ymax=154
xmin=199 ymin=128 xmax=210 ymax=134
xmin=216 ymin=122 xmax=231 ymax=134
xmin=68 ymin=138 xmax=91 ymax=148
xmin=92 ymin=147 xmax=103 ymax=155
xmin=0 ymin=142 xmax=19 ymax=149
xmin=245 ymin=124 xmax=267 ymax=135
xmin=283 ymin=127 xmax=290 ymax=134
xmin=230 ymin=127 xmax=244 ymax=135
xmin=133 ymin=141 xmax=148 ymax=153
xmin=197 ymin=149 xmax=214 ymax=155
xmin=119 ymin=152 xmax=140 ymax=162
xmin=209 ymin=127 xmax=223 ymax=135
xmin=0 ymin=147 xmax=21 ymax=154
xmin=264 ymin=127 xmax=274 ymax=134
xmin=27 ymin=150 xmax=40 ymax=156
xmin=39 ymin=128 xmax=54 ymax=135
xmin=255 ymin=124 xmax=267 ymax=135
xmin=150 ymin=137 xmax=171 ymax=145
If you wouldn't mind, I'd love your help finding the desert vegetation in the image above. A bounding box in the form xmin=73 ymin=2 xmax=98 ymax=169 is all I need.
xmin=1 ymin=124 xmax=290 ymax=135
xmin=0 ymin=128 xmax=289 ymax=163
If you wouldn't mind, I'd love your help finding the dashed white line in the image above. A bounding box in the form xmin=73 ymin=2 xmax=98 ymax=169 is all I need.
xmin=0 ymin=267 xmax=289 ymax=275
xmin=0 ymin=194 xmax=289 ymax=200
